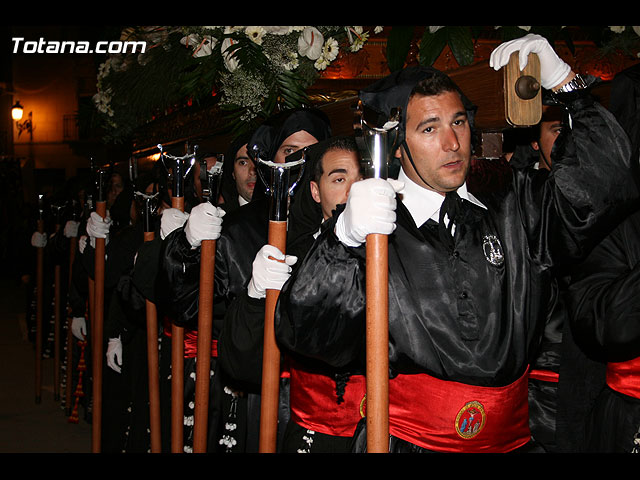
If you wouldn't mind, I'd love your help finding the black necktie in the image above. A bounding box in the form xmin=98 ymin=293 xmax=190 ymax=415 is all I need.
xmin=438 ymin=190 xmax=462 ymax=251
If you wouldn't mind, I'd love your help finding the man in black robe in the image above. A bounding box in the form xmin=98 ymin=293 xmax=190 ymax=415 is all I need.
xmin=161 ymin=108 xmax=332 ymax=452
xmin=274 ymin=34 xmax=638 ymax=453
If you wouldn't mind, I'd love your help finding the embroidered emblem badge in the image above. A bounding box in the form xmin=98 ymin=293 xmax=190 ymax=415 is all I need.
xmin=482 ymin=234 xmax=504 ymax=266
xmin=455 ymin=401 xmax=486 ymax=439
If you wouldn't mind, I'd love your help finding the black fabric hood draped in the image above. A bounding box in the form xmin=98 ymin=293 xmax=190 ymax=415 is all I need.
xmin=247 ymin=108 xmax=332 ymax=203
xmin=359 ymin=65 xmax=478 ymax=150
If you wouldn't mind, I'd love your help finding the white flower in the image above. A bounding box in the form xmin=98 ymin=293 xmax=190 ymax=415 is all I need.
xmin=222 ymin=37 xmax=240 ymax=72
xmin=245 ymin=26 xmax=266 ymax=45
xmin=298 ymin=26 xmax=324 ymax=60
xmin=314 ymin=55 xmax=330 ymax=70
xmin=518 ymin=26 xmax=531 ymax=31
xmin=633 ymin=26 xmax=640 ymax=36
xmin=347 ymin=26 xmax=369 ymax=52
xmin=429 ymin=26 xmax=445 ymax=34
xmin=283 ymin=51 xmax=299 ymax=71
xmin=181 ymin=34 xmax=217 ymax=58
xmin=374 ymin=26 xmax=384 ymax=34
xmin=322 ymin=37 xmax=339 ymax=62
xmin=263 ymin=26 xmax=294 ymax=35
xmin=609 ymin=26 xmax=626 ymax=33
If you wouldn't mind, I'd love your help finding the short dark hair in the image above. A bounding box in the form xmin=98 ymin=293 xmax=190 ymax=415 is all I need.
xmin=410 ymin=70 xmax=462 ymax=101
xmin=312 ymin=136 xmax=360 ymax=184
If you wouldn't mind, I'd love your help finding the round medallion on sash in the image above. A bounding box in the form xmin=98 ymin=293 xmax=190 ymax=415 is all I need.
xmin=455 ymin=401 xmax=486 ymax=439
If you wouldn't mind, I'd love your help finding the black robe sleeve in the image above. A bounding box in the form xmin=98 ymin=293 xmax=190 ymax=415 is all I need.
xmin=567 ymin=208 xmax=640 ymax=363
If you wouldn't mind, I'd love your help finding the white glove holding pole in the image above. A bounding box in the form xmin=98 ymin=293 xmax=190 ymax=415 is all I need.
xmin=184 ymin=202 xmax=225 ymax=248
xmin=64 ymin=220 xmax=80 ymax=238
xmin=71 ymin=317 xmax=87 ymax=340
xmin=31 ymin=231 xmax=47 ymax=248
xmin=106 ymin=336 xmax=123 ymax=374
xmin=86 ymin=211 xmax=112 ymax=247
xmin=489 ymin=33 xmax=572 ymax=90
xmin=160 ymin=208 xmax=190 ymax=240
xmin=247 ymin=244 xmax=298 ymax=299
xmin=78 ymin=235 xmax=88 ymax=254
xmin=335 ymin=178 xmax=403 ymax=247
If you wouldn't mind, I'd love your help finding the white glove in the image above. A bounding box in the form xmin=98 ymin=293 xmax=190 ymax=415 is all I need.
xmin=106 ymin=336 xmax=123 ymax=374
xmin=86 ymin=211 xmax=112 ymax=247
xmin=160 ymin=208 xmax=190 ymax=240
xmin=184 ymin=202 xmax=225 ymax=248
xmin=489 ymin=33 xmax=572 ymax=90
xmin=247 ymin=244 xmax=298 ymax=299
xmin=63 ymin=220 xmax=80 ymax=238
xmin=31 ymin=231 xmax=47 ymax=248
xmin=71 ymin=317 xmax=87 ymax=340
xmin=335 ymin=178 xmax=403 ymax=247
xmin=78 ymin=235 xmax=88 ymax=254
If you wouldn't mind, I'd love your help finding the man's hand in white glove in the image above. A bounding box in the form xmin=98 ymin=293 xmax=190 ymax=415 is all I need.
xmin=63 ymin=220 xmax=80 ymax=239
xmin=86 ymin=211 xmax=112 ymax=247
xmin=31 ymin=231 xmax=47 ymax=248
xmin=160 ymin=208 xmax=190 ymax=240
xmin=335 ymin=178 xmax=403 ymax=247
xmin=184 ymin=202 xmax=225 ymax=248
xmin=71 ymin=317 xmax=87 ymax=340
xmin=106 ymin=336 xmax=123 ymax=374
xmin=247 ymin=244 xmax=298 ymax=299
xmin=78 ymin=235 xmax=88 ymax=254
xmin=489 ymin=33 xmax=572 ymax=90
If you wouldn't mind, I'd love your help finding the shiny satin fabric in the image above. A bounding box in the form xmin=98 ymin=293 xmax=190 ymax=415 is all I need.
xmin=276 ymin=96 xmax=637 ymax=391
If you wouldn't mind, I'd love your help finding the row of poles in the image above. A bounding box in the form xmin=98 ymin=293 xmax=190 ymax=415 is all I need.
xmin=33 ymin=100 xmax=401 ymax=453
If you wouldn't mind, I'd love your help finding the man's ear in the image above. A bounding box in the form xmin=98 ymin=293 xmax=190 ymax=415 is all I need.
xmin=531 ymin=141 xmax=540 ymax=151
xmin=310 ymin=181 xmax=321 ymax=204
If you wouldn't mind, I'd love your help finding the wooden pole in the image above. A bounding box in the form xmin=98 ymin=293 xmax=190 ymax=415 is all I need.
xmin=92 ymin=170 xmax=107 ymax=453
xmin=258 ymin=221 xmax=288 ymax=453
xmin=144 ymin=230 xmax=162 ymax=453
xmin=65 ymin=232 xmax=78 ymax=416
xmin=52 ymin=217 xmax=63 ymax=402
xmin=353 ymin=102 xmax=398 ymax=453
xmin=170 ymin=195 xmax=185 ymax=453
xmin=34 ymin=197 xmax=45 ymax=404
xmin=193 ymin=159 xmax=223 ymax=453
xmin=365 ymin=234 xmax=389 ymax=452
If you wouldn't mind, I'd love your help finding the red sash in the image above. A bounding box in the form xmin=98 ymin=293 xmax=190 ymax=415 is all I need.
xmin=388 ymin=369 xmax=531 ymax=453
xmin=528 ymin=369 xmax=559 ymax=383
xmin=162 ymin=316 xmax=218 ymax=359
xmin=289 ymin=363 xmax=365 ymax=437
xmin=606 ymin=356 xmax=640 ymax=399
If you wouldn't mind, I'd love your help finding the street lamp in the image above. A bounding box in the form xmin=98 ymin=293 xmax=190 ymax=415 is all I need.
xmin=11 ymin=100 xmax=33 ymax=139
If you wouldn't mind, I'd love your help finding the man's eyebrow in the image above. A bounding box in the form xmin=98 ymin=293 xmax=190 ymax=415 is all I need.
xmin=326 ymin=168 xmax=348 ymax=176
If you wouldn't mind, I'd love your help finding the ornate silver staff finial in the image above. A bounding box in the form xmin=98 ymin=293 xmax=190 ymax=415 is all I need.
xmin=353 ymin=100 xmax=401 ymax=181
xmin=252 ymin=145 xmax=306 ymax=222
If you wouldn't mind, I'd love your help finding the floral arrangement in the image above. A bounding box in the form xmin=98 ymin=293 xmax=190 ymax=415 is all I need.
xmin=92 ymin=26 xmax=382 ymax=143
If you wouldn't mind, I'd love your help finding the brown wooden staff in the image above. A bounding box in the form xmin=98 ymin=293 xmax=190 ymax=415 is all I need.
xmin=91 ymin=168 xmax=108 ymax=453
xmin=193 ymin=156 xmax=224 ymax=453
xmin=35 ymin=194 xmax=45 ymax=404
xmin=51 ymin=204 xmax=65 ymax=402
xmin=131 ymin=155 xmax=163 ymax=453
xmin=65 ymin=200 xmax=80 ymax=416
xmin=254 ymin=148 xmax=306 ymax=453
xmin=354 ymin=101 xmax=401 ymax=453
xmin=159 ymin=144 xmax=196 ymax=453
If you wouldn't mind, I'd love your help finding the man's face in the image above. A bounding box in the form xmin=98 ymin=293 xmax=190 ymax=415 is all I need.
xmin=532 ymin=106 xmax=563 ymax=170
xmin=232 ymin=144 xmax=256 ymax=202
xmin=273 ymin=130 xmax=318 ymax=164
xmin=107 ymin=173 xmax=124 ymax=207
xmin=310 ymin=149 xmax=363 ymax=220
xmin=396 ymin=90 xmax=472 ymax=195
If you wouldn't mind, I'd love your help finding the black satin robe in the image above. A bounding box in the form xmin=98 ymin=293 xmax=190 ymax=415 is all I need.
xmin=275 ymin=96 xmax=637 ymax=393
xmin=566 ymin=206 xmax=640 ymax=452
